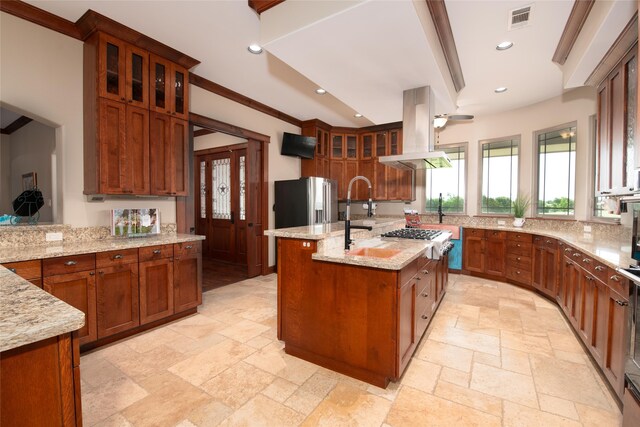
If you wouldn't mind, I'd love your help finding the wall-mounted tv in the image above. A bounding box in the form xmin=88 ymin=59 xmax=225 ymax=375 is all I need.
xmin=281 ymin=132 xmax=317 ymax=160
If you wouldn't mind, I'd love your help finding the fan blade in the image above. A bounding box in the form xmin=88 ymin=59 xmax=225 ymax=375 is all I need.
xmin=448 ymin=114 xmax=474 ymax=121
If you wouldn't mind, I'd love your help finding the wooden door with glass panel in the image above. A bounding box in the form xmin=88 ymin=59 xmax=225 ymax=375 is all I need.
xmin=196 ymin=149 xmax=247 ymax=264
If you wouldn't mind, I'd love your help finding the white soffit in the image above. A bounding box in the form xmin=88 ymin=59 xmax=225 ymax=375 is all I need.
xmin=446 ymin=0 xmax=573 ymax=116
xmin=562 ymin=0 xmax=638 ymax=88
xmin=261 ymin=0 xmax=457 ymax=124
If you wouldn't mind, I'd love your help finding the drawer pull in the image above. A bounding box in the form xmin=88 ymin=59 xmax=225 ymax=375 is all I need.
xmin=89 ymin=272 xmax=95 ymax=276
xmin=517 ymin=257 xmax=521 ymax=261
xmin=566 ymin=261 xmax=573 ymax=266
xmin=153 ymin=249 xmax=162 ymax=254
xmin=112 ymin=254 xmax=123 ymax=260
xmin=65 ymin=261 xmax=77 ymax=266
xmin=565 ymin=248 xmax=572 ymax=253
xmin=517 ymin=244 xmax=521 ymax=248
xmin=546 ymin=240 xmax=552 ymax=244
xmin=610 ymin=275 xmax=621 ymax=282
xmin=616 ymin=300 xmax=629 ymax=306
xmin=573 ymin=253 xmax=581 ymax=258
xmin=595 ymin=266 xmax=605 ymax=272
xmin=585 ymin=276 xmax=593 ymax=282
xmin=534 ymin=237 xmax=541 ymax=241
xmin=185 ymin=245 xmax=193 ymax=250
xmin=421 ymin=293 xmax=428 ymax=297
xmin=582 ymin=258 xmax=591 ymax=264
xmin=416 ymin=276 xmax=422 ymax=281
xmin=8 ymin=268 xmax=16 ymax=273
xmin=422 ymin=270 xmax=429 ymax=274
xmin=421 ymin=314 xmax=429 ymax=320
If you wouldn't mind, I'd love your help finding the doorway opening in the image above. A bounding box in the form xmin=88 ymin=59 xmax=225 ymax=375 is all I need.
xmin=177 ymin=113 xmax=269 ymax=289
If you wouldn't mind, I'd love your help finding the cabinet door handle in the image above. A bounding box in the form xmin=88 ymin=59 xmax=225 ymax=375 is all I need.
xmin=585 ymin=276 xmax=593 ymax=282
xmin=517 ymin=244 xmax=521 ymax=248
xmin=65 ymin=260 xmax=77 ymax=266
xmin=8 ymin=268 xmax=16 ymax=273
xmin=416 ymin=276 xmax=422 ymax=281
xmin=566 ymin=261 xmax=573 ymax=266
xmin=421 ymin=293 xmax=428 ymax=297
xmin=89 ymin=271 xmax=95 ymax=276
xmin=153 ymin=249 xmax=162 ymax=254
xmin=112 ymin=254 xmax=123 ymax=260
xmin=185 ymin=245 xmax=193 ymax=250
xmin=616 ymin=300 xmax=629 ymax=306
xmin=595 ymin=266 xmax=605 ymax=272
xmin=516 ymin=257 xmax=521 ymax=261
xmin=610 ymin=275 xmax=620 ymax=282
xmin=582 ymin=258 xmax=591 ymax=264
xmin=421 ymin=314 xmax=429 ymax=320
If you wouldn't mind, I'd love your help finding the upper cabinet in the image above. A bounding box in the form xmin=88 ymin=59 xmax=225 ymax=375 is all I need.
xmin=84 ymin=30 xmax=192 ymax=196
xmin=595 ymin=46 xmax=637 ymax=195
xmin=150 ymin=55 xmax=189 ymax=121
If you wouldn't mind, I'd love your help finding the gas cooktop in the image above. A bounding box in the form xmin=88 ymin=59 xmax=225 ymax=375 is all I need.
xmin=380 ymin=228 xmax=443 ymax=240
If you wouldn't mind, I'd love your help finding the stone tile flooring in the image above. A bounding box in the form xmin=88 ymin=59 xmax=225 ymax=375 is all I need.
xmin=80 ymin=273 xmax=623 ymax=426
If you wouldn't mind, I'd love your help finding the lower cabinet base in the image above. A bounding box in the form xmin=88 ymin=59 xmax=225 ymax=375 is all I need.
xmin=80 ymin=307 xmax=197 ymax=352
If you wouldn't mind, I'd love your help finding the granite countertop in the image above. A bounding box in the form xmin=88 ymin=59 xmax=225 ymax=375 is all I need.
xmin=263 ymin=218 xmax=405 ymax=240
xmin=0 ymin=266 xmax=85 ymax=352
xmin=0 ymin=233 xmax=205 ymax=263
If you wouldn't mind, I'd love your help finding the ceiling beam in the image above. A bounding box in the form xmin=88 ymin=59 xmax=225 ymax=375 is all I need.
xmin=0 ymin=0 xmax=82 ymax=39
xmin=552 ymin=0 xmax=595 ymax=65
xmin=189 ymin=73 xmax=302 ymax=128
xmin=193 ymin=129 xmax=216 ymax=138
xmin=425 ymin=0 xmax=465 ymax=93
xmin=1 ymin=116 xmax=33 ymax=135
xmin=248 ymin=0 xmax=285 ymax=15
xmin=190 ymin=112 xmax=271 ymax=143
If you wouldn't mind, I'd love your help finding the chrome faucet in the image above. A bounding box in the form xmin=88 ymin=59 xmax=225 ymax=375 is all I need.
xmin=345 ymin=175 xmax=374 ymax=251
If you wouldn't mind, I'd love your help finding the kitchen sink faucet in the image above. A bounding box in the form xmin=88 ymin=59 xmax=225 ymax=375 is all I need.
xmin=345 ymin=175 xmax=373 ymax=251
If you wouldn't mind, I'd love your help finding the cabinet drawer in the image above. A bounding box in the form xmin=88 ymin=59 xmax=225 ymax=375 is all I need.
xmin=464 ymin=228 xmax=486 ymax=238
xmin=43 ymin=254 xmax=96 ymax=276
xmin=591 ymin=261 xmax=610 ymax=283
xmin=140 ymin=244 xmax=174 ymax=262
xmin=507 ymin=232 xmax=532 ymax=242
xmin=506 ymin=241 xmax=532 ymax=256
xmin=486 ymin=230 xmax=506 ymax=240
xmin=506 ymin=267 xmax=532 ymax=284
xmin=3 ymin=260 xmax=42 ymax=280
xmin=96 ymin=248 xmax=138 ymax=267
xmin=608 ymin=272 xmax=629 ymax=296
xmin=506 ymin=253 xmax=532 ymax=270
xmin=174 ymin=241 xmax=202 ymax=257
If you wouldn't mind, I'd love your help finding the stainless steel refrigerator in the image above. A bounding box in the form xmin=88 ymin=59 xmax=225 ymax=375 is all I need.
xmin=274 ymin=177 xmax=338 ymax=228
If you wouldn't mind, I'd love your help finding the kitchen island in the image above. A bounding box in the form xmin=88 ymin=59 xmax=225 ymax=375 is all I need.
xmin=265 ymin=219 xmax=451 ymax=387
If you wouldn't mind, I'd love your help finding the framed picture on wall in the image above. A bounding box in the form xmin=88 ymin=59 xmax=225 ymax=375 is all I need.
xmin=22 ymin=172 xmax=37 ymax=190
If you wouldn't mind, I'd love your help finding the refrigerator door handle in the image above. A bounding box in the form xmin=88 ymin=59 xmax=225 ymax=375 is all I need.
xmin=326 ymin=181 xmax=331 ymax=224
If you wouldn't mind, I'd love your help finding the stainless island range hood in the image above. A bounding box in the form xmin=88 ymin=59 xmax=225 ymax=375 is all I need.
xmin=379 ymin=86 xmax=452 ymax=170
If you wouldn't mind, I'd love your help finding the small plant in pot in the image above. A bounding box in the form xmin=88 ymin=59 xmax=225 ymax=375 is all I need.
xmin=512 ymin=194 xmax=530 ymax=227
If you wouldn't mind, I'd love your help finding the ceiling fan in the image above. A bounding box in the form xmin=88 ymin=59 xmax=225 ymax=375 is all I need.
xmin=433 ymin=114 xmax=474 ymax=129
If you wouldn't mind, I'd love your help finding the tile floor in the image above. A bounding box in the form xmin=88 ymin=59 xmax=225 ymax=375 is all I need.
xmin=80 ymin=273 xmax=623 ymax=426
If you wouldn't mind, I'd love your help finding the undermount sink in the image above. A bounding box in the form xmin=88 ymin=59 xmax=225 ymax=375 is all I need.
xmin=348 ymin=247 xmax=401 ymax=258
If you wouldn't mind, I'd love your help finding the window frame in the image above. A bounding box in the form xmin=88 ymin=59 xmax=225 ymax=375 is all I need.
xmin=425 ymin=142 xmax=468 ymax=215
xmin=477 ymin=135 xmax=521 ymax=216
xmin=532 ymin=121 xmax=577 ymax=219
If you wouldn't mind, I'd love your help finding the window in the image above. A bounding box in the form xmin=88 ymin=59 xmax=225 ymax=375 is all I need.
xmin=425 ymin=144 xmax=466 ymax=213
xmin=480 ymin=137 xmax=519 ymax=214
xmin=535 ymin=124 xmax=576 ymax=216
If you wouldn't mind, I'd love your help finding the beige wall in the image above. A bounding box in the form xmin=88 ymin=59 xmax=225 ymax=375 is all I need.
xmin=0 ymin=12 xmax=177 ymax=227
xmin=350 ymin=86 xmax=597 ymax=221
xmin=194 ymin=132 xmax=247 ymax=151
xmin=190 ymin=86 xmax=301 ymax=266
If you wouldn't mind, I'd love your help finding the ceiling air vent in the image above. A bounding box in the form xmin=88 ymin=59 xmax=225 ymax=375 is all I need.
xmin=508 ymin=5 xmax=533 ymax=30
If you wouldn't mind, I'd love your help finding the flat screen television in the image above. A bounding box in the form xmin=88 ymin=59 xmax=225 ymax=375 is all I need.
xmin=281 ymin=132 xmax=317 ymax=159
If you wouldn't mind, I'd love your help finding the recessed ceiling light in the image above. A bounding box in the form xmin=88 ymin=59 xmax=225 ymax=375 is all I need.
xmin=495 ymin=87 xmax=508 ymax=93
xmin=247 ymin=44 xmax=263 ymax=54
xmin=496 ymin=41 xmax=513 ymax=51
xmin=315 ymin=88 xmax=326 ymax=95
xmin=354 ymin=113 xmax=363 ymax=118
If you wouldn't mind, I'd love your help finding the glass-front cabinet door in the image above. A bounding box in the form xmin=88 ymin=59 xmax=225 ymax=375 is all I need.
xmin=150 ymin=55 xmax=189 ymax=120
xmin=98 ymin=33 xmax=148 ymax=108
xmin=331 ymin=134 xmax=344 ymax=159
xmin=346 ymin=135 xmax=357 ymax=159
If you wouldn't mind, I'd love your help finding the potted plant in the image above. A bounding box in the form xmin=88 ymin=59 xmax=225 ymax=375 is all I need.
xmin=512 ymin=194 xmax=530 ymax=227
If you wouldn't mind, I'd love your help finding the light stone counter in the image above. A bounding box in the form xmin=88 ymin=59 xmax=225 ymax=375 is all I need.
xmin=263 ymin=219 xmax=404 ymax=240
xmin=0 ymin=233 xmax=205 ymax=263
xmin=0 ymin=266 xmax=85 ymax=352
xmin=0 ymin=233 xmax=204 ymax=352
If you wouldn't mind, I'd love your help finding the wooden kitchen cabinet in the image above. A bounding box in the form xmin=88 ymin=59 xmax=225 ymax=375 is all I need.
xmin=300 ymin=121 xmax=330 ymax=179
xmin=485 ymin=230 xmax=506 ymax=276
xmin=150 ymin=113 xmax=189 ymax=196
xmin=96 ymin=249 xmax=140 ymax=338
xmin=462 ymin=228 xmax=485 ymax=273
xmin=139 ymin=245 xmax=174 ymax=325
xmin=397 ymin=277 xmax=417 ymax=375
xmin=150 ymin=54 xmax=189 ymax=120
xmin=3 ymin=259 xmax=42 ymax=288
xmin=174 ymin=241 xmax=203 ymax=313
xmin=505 ymin=232 xmax=532 ymax=285
xmin=603 ymin=287 xmax=628 ymax=396
xmin=1 ymin=333 xmax=82 ymax=427
xmin=532 ymin=236 xmax=558 ymax=298
xmin=43 ymin=254 xmax=97 ymax=346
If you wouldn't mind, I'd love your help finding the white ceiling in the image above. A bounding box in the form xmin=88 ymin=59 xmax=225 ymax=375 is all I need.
xmin=22 ymin=0 xmax=635 ymax=127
